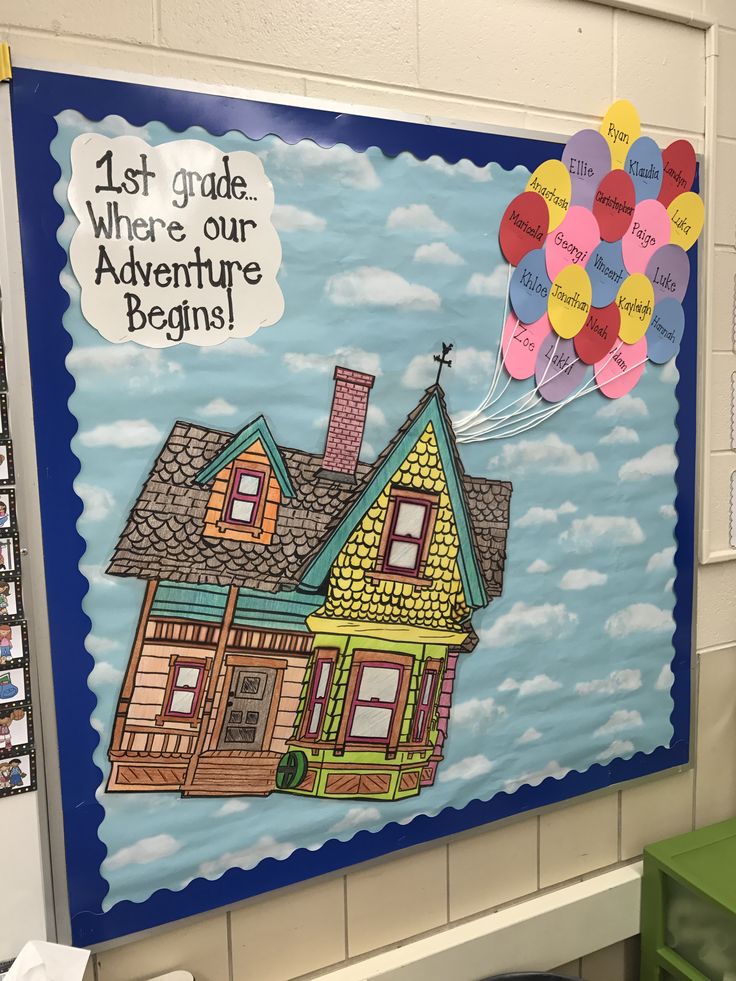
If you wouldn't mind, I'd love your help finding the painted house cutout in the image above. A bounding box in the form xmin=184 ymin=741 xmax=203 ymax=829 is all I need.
xmin=106 ymin=366 xmax=512 ymax=801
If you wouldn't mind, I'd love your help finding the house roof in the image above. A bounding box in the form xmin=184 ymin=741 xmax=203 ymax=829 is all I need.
xmin=107 ymin=386 xmax=512 ymax=598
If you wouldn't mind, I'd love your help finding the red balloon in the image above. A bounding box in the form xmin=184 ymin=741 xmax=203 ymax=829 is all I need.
xmin=593 ymin=170 xmax=636 ymax=242
xmin=574 ymin=302 xmax=620 ymax=365
xmin=499 ymin=191 xmax=550 ymax=266
xmin=658 ymin=139 xmax=696 ymax=208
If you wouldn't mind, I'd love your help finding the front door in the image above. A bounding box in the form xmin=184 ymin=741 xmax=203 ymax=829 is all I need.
xmin=218 ymin=665 xmax=277 ymax=751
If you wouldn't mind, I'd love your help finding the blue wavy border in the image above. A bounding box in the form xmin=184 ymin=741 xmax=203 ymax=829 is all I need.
xmin=10 ymin=67 xmax=696 ymax=946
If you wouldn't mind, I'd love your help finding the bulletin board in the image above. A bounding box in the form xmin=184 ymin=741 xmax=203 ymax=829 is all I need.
xmin=8 ymin=66 xmax=697 ymax=946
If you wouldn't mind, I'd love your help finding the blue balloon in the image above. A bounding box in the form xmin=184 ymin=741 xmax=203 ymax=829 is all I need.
xmin=509 ymin=248 xmax=551 ymax=324
xmin=586 ymin=240 xmax=627 ymax=308
xmin=624 ymin=136 xmax=664 ymax=203
xmin=647 ymin=298 xmax=685 ymax=364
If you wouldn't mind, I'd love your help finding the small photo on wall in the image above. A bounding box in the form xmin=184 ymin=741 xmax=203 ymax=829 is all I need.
xmin=0 ymin=535 xmax=19 ymax=576
xmin=0 ymin=578 xmax=22 ymax=618
xmin=0 ymin=665 xmax=27 ymax=706
xmin=0 ymin=620 xmax=28 ymax=665
xmin=0 ymin=490 xmax=16 ymax=534
xmin=0 ymin=751 xmax=36 ymax=797
xmin=0 ymin=702 xmax=32 ymax=753
xmin=0 ymin=442 xmax=14 ymax=486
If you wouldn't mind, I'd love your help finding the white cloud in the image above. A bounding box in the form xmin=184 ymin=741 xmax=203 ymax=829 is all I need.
xmin=660 ymin=504 xmax=676 ymax=519
xmin=665 ymin=577 xmax=675 ymax=593
xmin=88 ymin=661 xmax=123 ymax=685
xmin=661 ymin=359 xmax=679 ymax=384
xmin=76 ymin=482 xmax=115 ymax=522
xmin=366 ymin=405 xmax=387 ymax=428
xmin=402 ymin=347 xmax=492 ymax=389
xmin=498 ymin=674 xmax=563 ymax=697
xmin=489 ymin=434 xmax=598 ymax=475
xmin=647 ymin=546 xmax=675 ymax=572
xmin=559 ymin=568 xmax=608 ymax=591
xmin=439 ymin=754 xmax=494 ymax=783
xmin=619 ymin=444 xmax=677 ymax=482
xmin=263 ymin=140 xmax=379 ymax=190
xmin=466 ymin=265 xmax=509 ymax=298
xmin=330 ymin=806 xmax=381 ymax=833
xmin=199 ymin=338 xmax=264 ymax=357
xmin=414 ymin=242 xmax=465 ymax=266
xmin=560 ymin=515 xmax=645 ymax=551
xmin=527 ymin=558 xmax=552 ymax=574
xmin=516 ymin=501 xmax=578 ymax=528
xmin=104 ymin=833 xmax=180 ymax=871
xmin=271 ymin=204 xmax=326 ymax=232
xmin=595 ymin=709 xmax=644 ymax=736
xmin=86 ymin=634 xmax=121 ymax=655
xmin=283 ymin=346 xmax=381 ymax=377
xmin=516 ymin=727 xmax=542 ymax=744
xmin=386 ymin=204 xmax=454 ymax=235
xmin=67 ymin=344 xmax=182 ymax=386
xmin=605 ymin=603 xmax=674 ymax=638
xmin=80 ymin=564 xmax=116 ymax=589
xmin=419 ymin=155 xmax=492 ymax=182
xmin=596 ymin=739 xmax=635 ymax=761
xmin=216 ymin=800 xmax=250 ymax=817
xmin=325 ymin=266 xmax=440 ymax=311
xmin=198 ymin=398 xmax=237 ymax=418
xmin=595 ymin=395 xmax=648 ymax=420
xmin=79 ymin=419 xmax=162 ymax=449
xmin=505 ymin=760 xmax=570 ymax=793
xmin=575 ymin=669 xmax=642 ymax=696
xmin=656 ymin=663 xmax=674 ymax=692
xmin=453 ymin=697 xmax=507 ymax=729
xmin=198 ymin=835 xmax=295 ymax=879
xmin=600 ymin=426 xmax=639 ymax=445
xmin=483 ymin=602 xmax=577 ymax=650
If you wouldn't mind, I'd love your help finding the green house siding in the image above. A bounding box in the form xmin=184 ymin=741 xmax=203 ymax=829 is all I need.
xmin=286 ymin=632 xmax=448 ymax=800
xmin=149 ymin=580 xmax=321 ymax=632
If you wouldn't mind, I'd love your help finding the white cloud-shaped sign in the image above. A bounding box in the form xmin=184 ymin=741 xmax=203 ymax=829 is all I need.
xmin=67 ymin=135 xmax=284 ymax=347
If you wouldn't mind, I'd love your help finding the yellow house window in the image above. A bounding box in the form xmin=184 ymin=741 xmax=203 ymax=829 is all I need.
xmin=375 ymin=487 xmax=439 ymax=582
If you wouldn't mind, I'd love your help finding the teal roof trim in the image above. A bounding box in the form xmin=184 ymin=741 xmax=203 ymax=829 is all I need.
xmin=151 ymin=581 xmax=229 ymax=623
xmin=194 ymin=415 xmax=296 ymax=497
xmin=299 ymin=392 xmax=488 ymax=609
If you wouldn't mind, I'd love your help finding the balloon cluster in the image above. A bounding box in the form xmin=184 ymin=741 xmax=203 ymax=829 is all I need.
xmin=497 ymin=100 xmax=703 ymax=403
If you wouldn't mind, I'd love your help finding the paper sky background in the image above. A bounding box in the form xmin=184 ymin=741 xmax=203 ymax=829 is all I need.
xmin=51 ymin=111 xmax=678 ymax=910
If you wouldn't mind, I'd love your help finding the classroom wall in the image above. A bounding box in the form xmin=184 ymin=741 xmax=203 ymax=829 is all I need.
xmin=1 ymin=0 xmax=733 ymax=978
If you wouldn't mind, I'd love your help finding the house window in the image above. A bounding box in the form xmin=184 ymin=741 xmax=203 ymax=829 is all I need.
xmin=225 ymin=468 xmax=264 ymax=527
xmin=303 ymin=655 xmax=335 ymax=739
xmin=411 ymin=664 xmax=440 ymax=743
xmin=163 ymin=660 xmax=206 ymax=719
xmin=376 ymin=489 xmax=438 ymax=580
xmin=347 ymin=662 xmax=405 ymax=742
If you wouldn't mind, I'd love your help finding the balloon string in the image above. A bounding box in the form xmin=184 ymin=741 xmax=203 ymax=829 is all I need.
xmin=457 ymin=355 xmax=649 ymax=442
xmin=455 ymin=264 xmax=512 ymax=431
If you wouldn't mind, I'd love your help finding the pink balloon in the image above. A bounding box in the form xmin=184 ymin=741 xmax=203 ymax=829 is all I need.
xmin=545 ymin=206 xmax=601 ymax=281
xmin=594 ymin=336 xmax=648 ymax=398
xmin=621 ymin=199 xmax=671 ymax=275
xmin=501 ymin=311 xmax=552 ymax=380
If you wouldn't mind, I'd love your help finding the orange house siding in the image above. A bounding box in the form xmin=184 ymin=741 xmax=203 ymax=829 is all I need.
xmin=203 ymin=438 xmax=281 ymax=544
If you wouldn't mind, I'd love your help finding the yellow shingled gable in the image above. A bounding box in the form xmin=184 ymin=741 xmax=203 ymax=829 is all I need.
xmin=316 ymin=422 xmax=470 ymax=631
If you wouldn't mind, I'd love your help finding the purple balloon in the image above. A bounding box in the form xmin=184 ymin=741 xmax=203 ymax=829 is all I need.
xmin=562 ymin=129 xmax=612 ymax=211
xmin=645 ymin=244 xmax=690 ymax=304
xmin=535 ymin=335 xmax=588 ymax=403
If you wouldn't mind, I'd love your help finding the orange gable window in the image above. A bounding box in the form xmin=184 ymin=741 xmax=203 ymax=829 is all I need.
xmin=225 ymin=467 xmax=266 ymax=527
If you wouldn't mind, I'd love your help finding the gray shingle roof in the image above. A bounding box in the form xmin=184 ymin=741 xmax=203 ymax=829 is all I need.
xmin=107 ymin=388 xmax=512 ymax=598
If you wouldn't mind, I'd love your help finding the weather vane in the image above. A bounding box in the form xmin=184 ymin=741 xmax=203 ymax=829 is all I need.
xmin=433 ymin=342 xmax=454 ymax=386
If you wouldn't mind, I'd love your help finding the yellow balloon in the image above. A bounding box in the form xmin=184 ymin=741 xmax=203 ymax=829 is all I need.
xmin=667 ymin=191 xmax=704 ymax=250
xmin=526 ymin=160 xmax=571 ymax=231
xmin=616 ymin=273 xmax=654 ymax=344
xmin=548 ymin=265 xmax=592 ymax=339
xmin=600 ymin=100 xmax=641 ymax=170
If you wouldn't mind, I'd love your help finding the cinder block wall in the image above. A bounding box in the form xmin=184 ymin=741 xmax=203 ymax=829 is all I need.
xmin=2 ymin=1 xmax=733 ymax=979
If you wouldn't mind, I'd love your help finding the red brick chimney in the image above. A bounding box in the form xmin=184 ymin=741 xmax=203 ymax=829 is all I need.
xmin=319 ymin=366 xmax=375 ymax=482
